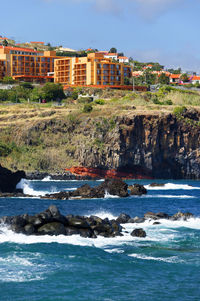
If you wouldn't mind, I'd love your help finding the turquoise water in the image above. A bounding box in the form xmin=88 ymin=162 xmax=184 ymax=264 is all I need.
xmin=0 ymin=179 xmax=200 ymax=301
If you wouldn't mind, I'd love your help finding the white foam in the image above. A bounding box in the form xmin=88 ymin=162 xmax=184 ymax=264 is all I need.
xmin=0 ymin=252 xmax=45 ymax=283
xmin=145 ymin=183 xmax=200 ymax=190
xmin=16 ymin=179 xmax=57 ymax=197
xmin=0 ymin=216 xmax=199 ymax=249
xmin=41 ymin=176 xmax=52 ymax=181
xmin=104 ymin=248 xmax=124 ymax=254
xmin=128 ymin=253 xmax=182 ymax=263
xmin=131 ymin=194 xmax=196 ymax=199
xmin=104 ymin=190 xmax=120 ymax=199
xmin=86 ymin=210 xmax=118 ymax=220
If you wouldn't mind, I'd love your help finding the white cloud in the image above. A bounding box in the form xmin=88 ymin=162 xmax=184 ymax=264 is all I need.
xmin=43 ymin=0 xmax=183 ymax=18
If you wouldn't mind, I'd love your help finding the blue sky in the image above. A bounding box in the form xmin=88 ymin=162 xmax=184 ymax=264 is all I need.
xmin=1 ymin=0 xmax=200 ymax=71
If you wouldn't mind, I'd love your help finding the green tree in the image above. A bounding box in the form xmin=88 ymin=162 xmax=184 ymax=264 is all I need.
xmin=109 ymin=47 xmax=117 ymax=53
xmin=167 ymin=68 xmax=182 ymax=74
xmin=2 ymin=39 xmax=8 ymax=47
xmin=180 ymin=73 xmax=189 ymax=82
xmin=158 ymin=73 xmax=170 ymax=85
xmin=41 ymin=83 xmax=65 ymax=102
xmin=0 ymin=90 xmax=9 ymax=101
xmin=2 ymin=76 xmax=15 ymax=84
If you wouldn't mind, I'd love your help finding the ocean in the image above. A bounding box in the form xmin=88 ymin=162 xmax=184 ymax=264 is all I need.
xmin=0 ymin=178 xmax=200 ymax=301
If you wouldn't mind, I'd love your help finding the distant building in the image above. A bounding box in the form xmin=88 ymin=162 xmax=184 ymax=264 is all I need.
xmin=118 ymin=56 xmax=129 ymax=63
xmin=191 ymin=76 xmax=200 ymax=85
xmin=170 ymin=74 xmax=181 ymax=83
xmin=54 ymin=52 xmax=132 ymax=88
xmin=0 ymin=46 xmax=61 ymax=82
xmin=104 ymin=53 xmax=118 ymax=61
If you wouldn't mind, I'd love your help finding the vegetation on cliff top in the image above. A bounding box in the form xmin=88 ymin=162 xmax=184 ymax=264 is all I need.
xmin=0 ymin=85 xmax=199 ymax=172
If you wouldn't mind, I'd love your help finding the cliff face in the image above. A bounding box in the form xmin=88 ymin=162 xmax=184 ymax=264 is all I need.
xmin=73 ymin=112 xmax=200 ymax=179
xmin=1 ymin=108 xmax=199 ymax=179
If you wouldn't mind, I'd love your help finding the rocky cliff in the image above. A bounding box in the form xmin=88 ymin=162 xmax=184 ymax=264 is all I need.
xmin=72 ymin=110 xmax=200 ymax=179
xmin=0 ymin=108 xmax=199 ymax=179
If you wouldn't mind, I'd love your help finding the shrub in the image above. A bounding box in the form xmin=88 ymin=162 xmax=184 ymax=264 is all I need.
xmin=152 ymin=96 xmax=162 ymax=105
xmin=163 ymin=99 xmax=173 ymax=105
xmin=20 ymin=82 xmax=34 ymax=89
xmin=173 ymin=106 xmax=187 ymax=116
xmin=77 ymin=97 xmax=93 ymax=103
xmin=83 ymin=103 xmax=93 ymax=113
xmin=71 ymin=90 xmax=78 ymax=100
xmin=0 ymin=142 xmax=17 ymax=157
xmin=2 ymin=76 xmax=15 ymax=84
xmin=94 ymin=99 xmax=105 ymax=105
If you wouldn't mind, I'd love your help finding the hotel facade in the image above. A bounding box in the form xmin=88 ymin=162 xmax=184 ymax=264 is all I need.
xmin=54 ymin=53 xmax=132 ymax=88
xmin=0 ymin=46 xmax=59 ymax=82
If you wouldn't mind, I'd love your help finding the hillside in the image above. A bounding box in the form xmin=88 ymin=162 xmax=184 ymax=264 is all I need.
xmin=0 ymin=88 xmax=199 ymax=179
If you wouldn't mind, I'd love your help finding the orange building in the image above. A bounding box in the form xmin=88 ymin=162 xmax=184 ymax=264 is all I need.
xmin=0 ymin=46 xmax=59 ymax=82
xmin=0 ymin=59 xmax=6 ymax=79
xmin=54 ymin=53 xmax=132 ymax=88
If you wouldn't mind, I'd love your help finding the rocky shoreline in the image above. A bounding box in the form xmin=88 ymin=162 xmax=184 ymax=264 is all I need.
xmin=0 ymin=205 xmax=194 ymax=238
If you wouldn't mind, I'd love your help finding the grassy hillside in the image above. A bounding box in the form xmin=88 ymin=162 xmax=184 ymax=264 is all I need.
xmin=0 ymin=87 xmax=199 ymax=172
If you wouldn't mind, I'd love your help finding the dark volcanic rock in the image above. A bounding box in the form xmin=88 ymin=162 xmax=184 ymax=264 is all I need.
xmin=116 ymin=213 xmax=131 ymax=224
xmin=149 ymin=183 xmax=165 ymax=187
xmin=0 ymin=165 xmax=25 ymax=193
xmin=68 ymin=217 xmax=90 ymax=229
xmin=128 ymin=217 xmax=145 ymax=223
xmin=99 ymin=179 xmax=129 ymax=197
xmin=131 ymin=228 xmax=147 ymax=238
xmin=69 ymin=184 xmax=105 ymax=199
xmin=0 ymin=205 xmax=123 ymax=238
xmin=42 ymin=191 xmax=69 ymax=200
xmin=129 ymin=184 xmax=147 ymax=196
xmin=38 ymin=222 xmax=66 ymax=235
xmin=144 ymin=212 xmax=169 ymax=220
xmin=43 ymin=179 xmax=129 ymax=200
xmin=170 ymin=211 xmax=193 ymax=221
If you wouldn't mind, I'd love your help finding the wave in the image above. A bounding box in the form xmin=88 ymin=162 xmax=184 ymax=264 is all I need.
xmin=0 ymin=252 xmax=45 ymax=282
xmin=16 ymin=179 xmax=58 ymax=197
xmin=145 ymin=183 xmax=200 ymax=190
xmin=128 ymin=253 xmax=182 ymax=263
xmin=132 ymin=194 xmax=196 ymax=199
xmin=0 ymin=216 xmax=199 ymax=249
xmin=104 ymin=190 xmax=120 ymax=199
xmin=41 ymin=176 xmax=52 ymax=181
xmin=85 ymin=210 xmax=118 ymax=220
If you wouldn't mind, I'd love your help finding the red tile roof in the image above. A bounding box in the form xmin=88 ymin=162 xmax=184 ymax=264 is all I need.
xmin=118 ymin=56 xmax=128 ymax=59
xmin=0 ymin=46 xmax=43 ymax=53
xmin=170 ymin=74 xmax=181 ymax=79
xmin=192 ymin=76 xmax=200 ymax=80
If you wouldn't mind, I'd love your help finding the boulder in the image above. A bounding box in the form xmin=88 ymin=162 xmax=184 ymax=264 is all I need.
xmin=69 ymin=184 xmax=105 ymax=199
xmin=128 ymin=217 xmax=145 ymax=223
xmin=170 ymin=211 xmax=193 ymax=221
xmin=99 ymin=179 xmax=129 ymax=197
xmin=24 ymin=224 xmax=35 ymax=235
xmin=37 ymin=222 xmax=66 ymax=235
xmin=129 ymin=184 xmax=147 ymax=196
xmin=149 ymin=183 xmax=165 ymax=187
xmin=68 ymin=217 xmax=90 ymax=229
xmin=131 ymin=228 xmax=146 ymax=238
xmin=42 ymin=191 xmax=69 ymax=200
xmin=144 ymin=212 xmax=169 ymax=220
xmin=116 ymin=213 xmax=131 ymax=224
xmin=0 ymin=165 xmax=25 ymax=193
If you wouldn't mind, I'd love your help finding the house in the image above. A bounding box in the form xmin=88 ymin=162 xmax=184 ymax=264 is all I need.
xmin=104 ymin=53 xmax=118 ymax=61
xmin=191 ymin=76 xmax=200 ymax=85
xmin=118 ymin=56 xmax=129 ymax=63
xmin=170 ymin=74 xmax=181 ymax=83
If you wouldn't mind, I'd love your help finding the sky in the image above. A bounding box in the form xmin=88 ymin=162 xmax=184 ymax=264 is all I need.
xmin=1 ymin=0 xmax=200 ymax=71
